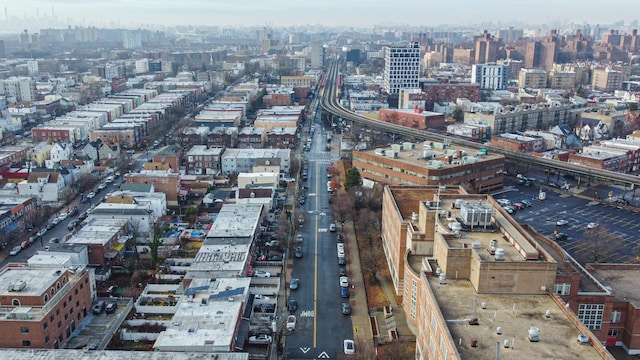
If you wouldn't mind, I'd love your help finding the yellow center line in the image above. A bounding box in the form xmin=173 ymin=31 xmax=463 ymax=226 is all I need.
xmin=313 ymin=146 xmax=320 ymax=349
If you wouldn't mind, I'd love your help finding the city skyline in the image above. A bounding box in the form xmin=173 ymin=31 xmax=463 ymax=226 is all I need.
xmin=1 ymin=0 xmax=639 ymax=31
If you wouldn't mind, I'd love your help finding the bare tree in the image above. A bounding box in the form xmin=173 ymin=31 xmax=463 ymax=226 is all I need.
xmin=361 ymin=242 xmax=386 ymax=279
xmin=383 ymin=339 xmax=416 ymax=360
xmin=75 ymin=173 xmax=99 ymax=194
xmin=576 ymin=226 xmax=623 ymax=263
xmin=331 ymin=195 xmax=354 ymax=226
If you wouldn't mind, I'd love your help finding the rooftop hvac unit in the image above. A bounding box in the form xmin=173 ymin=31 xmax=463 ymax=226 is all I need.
xmin=528 ymin=326 xmax=540 ymax=342
xmin=8 ymin=280 xmax=27 ymax=292
xmin=494 ymin=248 xmax=505 ymax=261
xmin=438 ymin=273 xmax=447 ymax=285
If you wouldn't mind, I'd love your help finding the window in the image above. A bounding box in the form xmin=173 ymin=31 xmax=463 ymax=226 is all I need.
xmin=12 ymin=299 xmax=20 ymax=306
xmin=611 ymin=311 xmax=621 ymax=324
xmin=22 ymin=340 xmax=31 ymax=347
xmin=20 ymin=327 xmax=29 ymax=333
xmin=45 ymin=335 xmax=49 ymax=343
xmin=608 ymin=329 xmax=619 ymax=337
xmin=578 ymin=304 xmax=605 ymax=330
xmin=57 ymin=321 xmax=62 ymax=328
xmin=553 ymin=283 xmax=571 ymax=296
xmin=43 ymin=322 xmax=48 ymax=330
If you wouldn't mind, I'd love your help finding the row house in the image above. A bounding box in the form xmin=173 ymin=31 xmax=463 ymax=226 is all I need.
xmin=238 ymin=127 xmax=266 ymax=149
xmin=266 ymin=127 xmax=297 ymax=149
xmin=185 ymin=145 xmax=224 ymax=175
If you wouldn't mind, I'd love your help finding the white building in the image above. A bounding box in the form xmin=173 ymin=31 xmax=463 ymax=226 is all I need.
xmin=0 ymin=77 xmax=37 ymax=102
xmin=27 ymin=60 xmax=39 ymax=75
xmin=221 ymin=148 xmax=291 ymax=176
xmin=310 ymin=40 xmax=325 ymax=68
xmin=45 ymin=142 xmax=72 ymax=169
xmin=17 ymin=172 xmax=65 ymax=202
xmin=135 ymin=58 xmax=150 ymax=74
xmin=88 ymin=201 xmax=161 ymax=243
xmin=471 ymin=63 xmax=509 ymax=90
xmin=383 ymin=42 xmax=421 ymax=94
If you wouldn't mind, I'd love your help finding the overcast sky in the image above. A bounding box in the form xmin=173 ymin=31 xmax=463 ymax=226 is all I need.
xmin=3 ymin=0 xmax=638 ymax=28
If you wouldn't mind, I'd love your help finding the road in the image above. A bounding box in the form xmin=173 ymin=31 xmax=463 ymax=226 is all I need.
xmin=284 ymin=105 xmax=353 ymax=359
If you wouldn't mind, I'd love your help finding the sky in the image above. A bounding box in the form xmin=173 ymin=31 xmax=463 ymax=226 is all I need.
xmin=2 ymin=0 xmax=638 ymax=29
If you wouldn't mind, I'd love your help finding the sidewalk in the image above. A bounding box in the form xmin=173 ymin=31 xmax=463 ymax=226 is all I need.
xmin=341 ymin=219 xmax=375 ymax=346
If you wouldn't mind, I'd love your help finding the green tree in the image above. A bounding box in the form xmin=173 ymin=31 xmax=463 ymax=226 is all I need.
xmin=628 ymin=102 xmax=638 ymax=112
xmin=452 ymin=106 xmax=464 ymax=122
xmin=344 ymin=167 xmax=362 ymax=192
xmin=148 ymin=230 xmax=163 ymax=270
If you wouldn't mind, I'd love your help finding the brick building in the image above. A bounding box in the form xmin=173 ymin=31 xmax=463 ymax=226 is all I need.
xmin=0 ymin=264 xmax=93 ymax=349
xmin=237 ymin=127 xmax=266 ymax=149
xmin=31 ymin=127 xmax=76 ymax=143
xmin=66 ymin=218 xmax=129 ymax=266
xmin=266 ymin=127 xmax=297 ymax=149
xmin=152 ymin=144 xmax=183 ymax=173
xmin=491 ymin=133 xmax=545 ymax=152
xmin=378 ymin=108 xmax=446 ymax=130
xmin=353 ymin=142 xmax=504 ymax=193
xmin=421 ymin=82 xmax=481 ymax=110
xmin=124 ymin=170 xmax=180 ymax=206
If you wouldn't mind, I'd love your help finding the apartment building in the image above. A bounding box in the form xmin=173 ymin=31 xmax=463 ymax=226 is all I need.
xmin=280 ymin=75 xmax=317 ymax=88
xmin=353 ymin=142 xmax=504 ymax=193
xmin=0 ymin=77 xmax=37 ymax=102
xmin=491 ymin=133 xmax=545 ymax=153
xmin=66 ymin=218 xmax=129 ymax=266
xmin=464 ymin=102 xmax=579 ymax=136
xmin=185 ymin=145 xmax=224 ymax=175
xmin=592 ymin=68 xmax=623 ymax=92
xmin=518 ymin=69 xmax=549 ymax=88
xmin=548 ymin=70 xmax=576 ymax=89
xmin=0 ymin=264 xmax=93 ymax=349
xmin=152 ymin=144 xmax=183 ymax=173
xmin=379 ymin=108 xmax=446 ymax=130
xmin=383 ymin=42 xmax=421 ymax=94
xmin=422 ymin=82 xmax=481 ymax=110
xmin=471 ymin=63 xmax=508 ymax=90
xmin=124 ymin=170 xmax=180 ymax=206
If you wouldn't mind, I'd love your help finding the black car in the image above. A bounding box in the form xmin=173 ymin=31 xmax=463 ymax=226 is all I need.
xmin=294 ymin=246 xmax=303 ymax=258
xmin=105 ymin=302 xmax=117 ymax=314
xmin=336 ymin=233 xmax=344 ymax=243
xmin=339 ymin=266 xmax=347 ymax=276
xmin=555 ymin=232 xmax=568 ymax=241
xmin=287 ymin=298 xmax=298 ymax=313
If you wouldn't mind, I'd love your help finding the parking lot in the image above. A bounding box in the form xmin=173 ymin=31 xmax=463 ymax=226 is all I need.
xmin=493 ymin=182 xmax=640 ymax=265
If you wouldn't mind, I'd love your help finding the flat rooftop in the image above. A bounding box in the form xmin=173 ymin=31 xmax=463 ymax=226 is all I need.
xmin=359 ymin=141 xmax=502 ymax=170
xmin=0 ymin=350 xmax=249 ymax=360
xmin=428 ymin=277 xmax=603 ymax=360
xmin=206 ymin=204 xmax=262 ymax=239
xmin=590 ymin=267 xmax=640 ymax=308
xmin=67 ymin=218 xmax=128 ymax=245
xmin=0 ymin=267 xmax=64 ymax=297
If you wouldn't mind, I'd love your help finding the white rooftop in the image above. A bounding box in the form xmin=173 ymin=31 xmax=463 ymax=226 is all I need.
xmin=0 ymin=266 xmax=67 ymax=297
xmin=67 ymin=218 xmax=128 ymax=245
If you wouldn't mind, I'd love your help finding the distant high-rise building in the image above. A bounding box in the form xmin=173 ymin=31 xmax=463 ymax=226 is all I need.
xmin=0 ymin=40 xmax=5 ymax=58
xmin=471 ymin=63 xmax=509 ymax=90
xmin=474 ymin=31 xmax=500 ymax=64
xmin=310 ymin=40 xmax=325 ymax=68
xmin=27 ymin=60 xmax=39 ymax=75
xmin=123 ymin=30 xmax=142 ymax=49
xmin=383 ymin=42 xmax=421 ymax=94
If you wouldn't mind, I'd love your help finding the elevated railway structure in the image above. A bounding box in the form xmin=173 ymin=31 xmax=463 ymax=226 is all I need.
xmin=319 ymin=60 xmax=640 ymax=191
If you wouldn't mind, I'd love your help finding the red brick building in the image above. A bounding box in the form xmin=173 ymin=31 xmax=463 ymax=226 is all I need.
xmin=31 ymin=127 xmax=75 ymax=143
xmin=124 ymin=171 xmax=180 ymax=206
xmin=379 ymin=108 xmax=446 ymax=130
xmin=422 ymin=81 xmax=481 ymax=110
xmin=263 ymin=92 xmax=292 ymax=107
xmin=0 ymin=265 xmax=93 ymax=349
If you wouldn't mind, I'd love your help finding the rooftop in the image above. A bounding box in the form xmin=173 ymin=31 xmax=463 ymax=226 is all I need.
xmin=590 ymin=266 xmax=640 ymax=308
xmin=0 ymin=266 xmax=67 ymax=297
xmin=67 ymin=218 xmax=128 ymax=245
xmin=0 ymin=350 xmax=249 ymax=360
xmin=206 ymin=203 xmax=262 ymax=239
xmin=186 ymin=145 xmax=224 ymax=156
xmin=428 ymin=277 xmax=603 ymax=360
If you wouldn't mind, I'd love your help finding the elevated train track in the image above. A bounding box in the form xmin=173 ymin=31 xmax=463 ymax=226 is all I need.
xmin=320 ymin=60 xmax=640 ymax=189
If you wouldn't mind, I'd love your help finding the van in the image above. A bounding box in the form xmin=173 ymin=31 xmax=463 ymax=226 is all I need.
xmin=92 ymin=301 xmax=106 ymax=315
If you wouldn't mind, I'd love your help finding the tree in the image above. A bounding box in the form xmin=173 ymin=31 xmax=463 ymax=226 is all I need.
xmin=331 ymin=195 xmax=354 ymax=225
xmin=452 ymin=106 xmax=464 ymax=122
xmin=382 ymin=338 xmax=416 ymax=360
xmin=344 ymin=167 xmax=362 ymax=192
xmin=576 ymin=226 xmax=622 ymax=263
xmin=360 ymin=242 xmax=386 ymax=278
xmin=628 ymin=102 xmax=639 ymax=112
xmin=75 ymin=173 xmax=99 ymax=194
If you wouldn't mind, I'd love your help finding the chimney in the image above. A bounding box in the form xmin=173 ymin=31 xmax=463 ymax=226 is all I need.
xmin=414 ymin=105 xmax=419 ymax=113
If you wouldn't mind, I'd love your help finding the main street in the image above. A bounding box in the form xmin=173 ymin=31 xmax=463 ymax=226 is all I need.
xmin=284 ymin=105 xmax=353 ymax=359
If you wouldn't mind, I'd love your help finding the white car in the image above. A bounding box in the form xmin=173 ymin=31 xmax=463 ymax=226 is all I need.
xmin=57 ymin=213 xmax=68 ymax=221
xmin=339 ymin=276 xmax=350 ymax=288
xmin=265 ymin=240 xmax=279 ymax=247
xmin=296 ymin=234 xmax=303 ymax=243
xmin=248 ymin=334 xmax=272 ymax=344
xmin=286 ymin=315 xmax=297 ymax=331
xmin=587 ymin=222 xmax=599 ymax=229
xmin=253 ymin=270 xmax=271 ymax=278
xmin=10 ymin=246 xmax=21 ymax=256
xmin=86 ymin=191 xmax=96 ymax=199
xmin=343 ymin=339 xmax=355 ymax=354
xmin=556 ymin=219 xmax=569 ymax=226
xmin=105 ymin=176 xmax=114 ymax=183
xmin=97 ymin=183 xmax=107 ymax=190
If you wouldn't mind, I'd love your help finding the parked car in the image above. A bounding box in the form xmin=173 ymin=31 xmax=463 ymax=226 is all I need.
xmin=51 ymin=217 xmax=62 ymax=226
xmin=48 ymin=237 xmax=60 ymax=244
xmin=520 ymin=200 xmax=532 ymax=207
xmin=336 ymin=233 xmax=343 ymax=242
xmin=339 ymin=276 xmax=350 ymax=288
xmin=105 ymin=302 xmax=117 ymax=314
xmin=287 ymin=298 xmax=298 ymax=312
xmin=290 ymin=278 xmax=299 ymax=290
xmin=248 ymin=334 xmax=272 ymax=344
xmin=340 ymin=287 xmax=350 ymax=298
xmin=86 ymin=191 xmax=96 ymax=199
xmin=586 ymin=222 xmax=599 ymax=229
xmin=338 ymin=256 xmax=346 ymax=265
xmin=68 ymin=206 xmax=79 ymax=217
xmin=105 ymin=175 xmax=115 ymax=183
xmin=268 ymin=255 xmax=283 ymax=261
xmin=265 ymin=240 xmax=279 ymax=247
xmin=286 ymin=315 xmax=297 ymax=331
xmin=555 ymin=232 xmax=568 ymax=241
xmin=37 ymin=228 xmax=47 ymax=237
xmin=556 ymin=219 xmax=569 ymax=226
xmin=343 ymin=339 xmax=355 ymax=354
xmin=67 ymin=220 xmax=79 ymax=231
xmin=20 ymin=240 xmax=29 ymax=249
xmin=57 ymin=212 xmax=69 ymax=221
xmin=341 ymin=302 xmax=351 ymax=315
xmin=339 ymin=266 xmax=347 ymax=276
xmin=329 ymin=223 xmax=337 ymax=232
xmin=296 ymin=234 xmax=303 ymax=243
xmin=92 ymin=301 xmax=106 ymax=315
xmin=295 ymin=246 xmax=303 ymax=258
xmin=9 ymin=246 xmax=21 ymax=256
xmin=78 ymin=211 xmax=88 ymax=221
xmin=253 ymin=270 xmax=271 ymax=278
